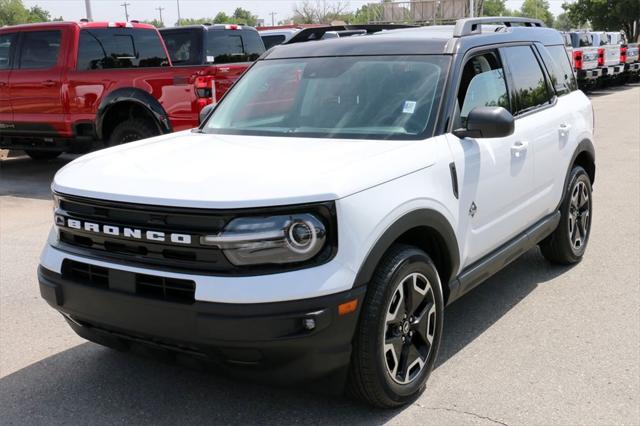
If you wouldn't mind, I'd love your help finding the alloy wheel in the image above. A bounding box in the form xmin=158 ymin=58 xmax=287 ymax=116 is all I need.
xmin=568 ymin=180 xmax=590 ymax=252
xmin=383 ymin=272 xmax=436 ymax=385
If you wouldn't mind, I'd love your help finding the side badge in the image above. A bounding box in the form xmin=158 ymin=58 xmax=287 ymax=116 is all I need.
xmin=469 ymin=202 xmax=477 ymax=217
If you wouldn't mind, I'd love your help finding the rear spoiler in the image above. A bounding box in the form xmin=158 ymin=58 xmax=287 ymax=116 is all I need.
xmin=284 ymin=24 xmax=416 ymax=45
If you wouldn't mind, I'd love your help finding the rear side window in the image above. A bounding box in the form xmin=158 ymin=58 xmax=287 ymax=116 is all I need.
xmin=262 ymin=34 xmax=286 ymax=50
xmin=161 ymin=30 xmax=202 ymax=65
xmin=501 ymin=46 xmax=551 ymax=115
xmin=538 ymin=45 xmax=577 ymax=96
xmin=205 ymin=30 xmax=265 ymax=64
xmin=19 ymin=30 xmax=61 ymax=69
xmin=0 ymin=32 xmax=17 ymax=70
xmin=77 ymin=28 xmax=169 ymax=70
xmin=579 ymin=34 xmax=592 ymax=47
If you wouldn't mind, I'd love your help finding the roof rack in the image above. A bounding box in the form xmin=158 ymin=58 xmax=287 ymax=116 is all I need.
xmin=453 ymin=17 xmax=544 ymax=37
xmin=285 ymin=24 xmax=415 ymax=45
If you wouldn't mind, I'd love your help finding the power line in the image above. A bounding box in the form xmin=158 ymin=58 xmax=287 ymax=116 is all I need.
xmin=120 ymin=2 xmax=130 ymax=22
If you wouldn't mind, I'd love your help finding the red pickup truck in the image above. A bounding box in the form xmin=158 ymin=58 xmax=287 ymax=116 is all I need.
xmin=0 ymin=21 xmax=258 ymax=160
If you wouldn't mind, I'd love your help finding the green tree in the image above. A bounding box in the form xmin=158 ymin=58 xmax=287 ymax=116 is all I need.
xmin=0 ymin=0 xmax=58 ymax=25
xmin=232 ymin=7 xmax=258 ymax=26
xmin=519 ymin=0 xmax=554 ymax=27
xmin=564 ymin=0 xmax=640 ymax=41
xmin=142 ymin=18 xmax=164 ymax=28
xmin=176 ymin=17 xmax=216 ymax=26
xmin=482 ymin=0 xmax=507 ymax=16
xmin=212 ymin=11 xmax=229 ymax=24
xmin=351 ymin=4 xmax=383 ymax=24
xmin=553 ymin=12 xmax=577 ymax=31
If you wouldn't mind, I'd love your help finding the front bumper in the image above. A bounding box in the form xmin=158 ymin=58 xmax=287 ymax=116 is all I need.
xmin=39 ymin=265 xmax=365 ymax=383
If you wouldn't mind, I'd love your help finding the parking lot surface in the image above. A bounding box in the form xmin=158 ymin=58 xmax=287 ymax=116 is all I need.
xmin=1 ymin=85 xmax=639 ymax=425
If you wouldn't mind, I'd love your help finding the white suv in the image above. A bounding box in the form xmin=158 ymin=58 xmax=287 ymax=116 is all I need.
xmin=39 ymin=17 xmax=595 ymax=408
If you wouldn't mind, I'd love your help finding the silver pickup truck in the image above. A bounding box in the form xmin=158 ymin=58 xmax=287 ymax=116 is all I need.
xmin=591 ymin=31 xmax=624 ymax=78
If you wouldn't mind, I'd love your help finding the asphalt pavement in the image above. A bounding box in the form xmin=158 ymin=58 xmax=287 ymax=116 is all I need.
xmin=1 ymin=85 xmax=639 ymax=425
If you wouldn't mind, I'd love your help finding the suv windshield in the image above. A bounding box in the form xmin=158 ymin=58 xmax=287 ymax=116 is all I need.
xmin=203 ymin=55 xmax=449 ymax=140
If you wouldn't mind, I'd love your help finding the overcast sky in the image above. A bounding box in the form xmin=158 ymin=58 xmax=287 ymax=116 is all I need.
xmin=23 ymin=0 xmax=568 ymax=27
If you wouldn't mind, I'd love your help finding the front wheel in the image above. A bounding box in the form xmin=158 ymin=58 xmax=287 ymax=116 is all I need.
xmin=348 ymin=245 xmax=444 ymax=408
xmin=540 ymin=166 xmax=593 ymax=264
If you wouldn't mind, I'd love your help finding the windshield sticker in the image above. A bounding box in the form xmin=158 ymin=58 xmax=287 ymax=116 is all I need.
xmin=403 ymin=101 xmax=417 ymax=114
xmin=206 ymin=56 xmax=215 ymax=63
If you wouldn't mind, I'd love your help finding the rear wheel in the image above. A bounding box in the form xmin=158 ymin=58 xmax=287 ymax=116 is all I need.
xmin=348 ymin=245 xmax=444 ymax=408
xmin=109 ymin=118 xmax=159 ymax=146
xmin=540 ymin=166 xmax=592 ymax=264
xmin=25 ymin=150 xmax=62 ymax=161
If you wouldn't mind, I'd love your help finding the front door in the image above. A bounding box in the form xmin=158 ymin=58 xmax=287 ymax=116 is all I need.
xmin=0 ymin=32 xmax=17 ymax=130
xmin=446 ymin=50 xmax=537 ymax=267
xmin=9 ymin=29 xmax=64 ymax=137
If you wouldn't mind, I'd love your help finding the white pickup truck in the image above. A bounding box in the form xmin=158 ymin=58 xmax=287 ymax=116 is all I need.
xmin=607 ymin=31 xmax=640 ymax=77
xmin=565 ymin=31 xmax=601 ymax=87
xmin=591 ymin=31 xmax=624 ymax=79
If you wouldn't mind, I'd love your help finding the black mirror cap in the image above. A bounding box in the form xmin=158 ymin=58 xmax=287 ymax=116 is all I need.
xmin=199 ymin=103 xmax=216 ymax=124
xmin=453 ymin=106 xmax=515 ymax=139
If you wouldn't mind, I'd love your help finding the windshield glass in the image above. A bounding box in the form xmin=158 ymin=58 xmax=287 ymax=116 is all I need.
xmin=203 ymin=55 xmax=449 ymax=140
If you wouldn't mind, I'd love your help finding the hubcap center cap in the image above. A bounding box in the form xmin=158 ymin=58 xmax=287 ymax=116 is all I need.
xmin=402 ymin=321 xmax=410 ymax=335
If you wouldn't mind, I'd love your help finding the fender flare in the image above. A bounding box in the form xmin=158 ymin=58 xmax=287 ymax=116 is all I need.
xmin=559 ymin=138 xmax=596 ymax=208
xmin=96 ymin=88 xmax=172 ymax=140
xmin=353 ymin=209 xmax=460 ymax=289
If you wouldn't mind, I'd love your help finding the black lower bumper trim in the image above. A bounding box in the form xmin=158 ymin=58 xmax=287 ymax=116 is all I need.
xmin=38 ymin=266 xmax=365 ymax=383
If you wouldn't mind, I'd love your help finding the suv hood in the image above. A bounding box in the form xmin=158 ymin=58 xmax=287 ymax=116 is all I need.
xmin=53 ymin=131 xmax=433 ymax=208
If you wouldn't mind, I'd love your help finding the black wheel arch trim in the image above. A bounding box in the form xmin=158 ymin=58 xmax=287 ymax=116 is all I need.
xmin=559 ymin=138 xmax=595 ymax=209
xmin=353 ymin=209 xmax=460 ymax=294
xmin=96 ymin=88 xmax=172 ymax=140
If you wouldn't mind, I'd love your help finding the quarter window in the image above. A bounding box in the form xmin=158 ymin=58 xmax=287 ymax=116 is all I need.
xmin=262 ymin=35 xmax=286 ymax=50
xmin=19 ymin=30 xmax=61 ymax=69
xmin=162 ymin=30 xmax=202 ymax=65
xmin=501 ymin=46 xmax=551 ymax=115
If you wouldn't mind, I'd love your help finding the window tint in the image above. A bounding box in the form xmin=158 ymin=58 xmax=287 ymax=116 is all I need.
xmin=0 ymin=32 xmax=16 ymax=70
xmin=205 ymin=30 xmax=264 ymax=64
xmin=502 ymin=46 xmax=551 ymax=115
xmin=19 ymin=31 xmax=61 ymax=69
xmin=578 ymin=34 xmax=592 ymax=47
xmin=162 ymin=30 xmax=202 ymax=65
xmin=456 ymin=53 xmax=509 ymax=127
xmin=77 ymin=28 xmax=169 ymax=70
xmin=538 ymin=45 xmax=577 ymax=95
xmin=262 ymin=34 xmax=286 ymax=50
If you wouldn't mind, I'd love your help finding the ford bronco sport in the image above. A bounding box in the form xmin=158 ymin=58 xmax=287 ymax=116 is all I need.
xmin=39 ymin=17 xmax=595 ymax=408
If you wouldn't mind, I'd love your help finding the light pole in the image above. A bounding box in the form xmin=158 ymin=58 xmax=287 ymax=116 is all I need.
xmin=269 ymin=11 xmax=277 ymax=26
xmin=121 ymin=2 xmax=131 ymax=22
xmin=176 ymin=0 xmax=182 ymax=26
xmin=156 ymin=6 xmax=165 ymax=26
xmin=84 ymin=0 xmax=93 ymax=21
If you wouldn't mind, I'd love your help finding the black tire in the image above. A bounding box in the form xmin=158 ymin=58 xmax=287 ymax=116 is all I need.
xmin=540 ymin=166 xmax=592 ymax=264
xmin=25 ymin=150 xmax=62 ymax=161
xmin=109 ymin=118 xmax=159 ymax=146
xmin=348 ymin=245 xmax=444 ymax=408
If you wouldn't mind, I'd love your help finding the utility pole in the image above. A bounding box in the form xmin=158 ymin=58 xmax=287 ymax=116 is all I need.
xmin=120 ymin=2 xmax=131 ymax=22
xmin=84 ymin=0 xmax=93 ymax=21
xmin=469 ymin=0 xmax=474 ymax=17
xmin=176 ymin=0 xmax=182 ymax=26
xmin=156 ymin=6 xmax=165 ymax=25
xmin=269 ymin=11 xmax=277 ymax=26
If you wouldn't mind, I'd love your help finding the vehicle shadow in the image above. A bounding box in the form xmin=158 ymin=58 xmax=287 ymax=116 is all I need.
xmin=585 ymin=81 xmax=639 ymax=97
xmin=0 ymin=153 xmax=77 ymax=200
xmin=0 ymin=248 xmax=572 ymax=424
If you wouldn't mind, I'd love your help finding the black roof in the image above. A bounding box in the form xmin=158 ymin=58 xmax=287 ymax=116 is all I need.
xmin=263 ymin=20 xmax=564 ymax=60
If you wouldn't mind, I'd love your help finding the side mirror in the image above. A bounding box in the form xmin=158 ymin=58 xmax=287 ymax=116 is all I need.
xmin=199 ymin=103 xmax=216 ymax=124
xmin=453 ymin=106 xmax=514 ymax=139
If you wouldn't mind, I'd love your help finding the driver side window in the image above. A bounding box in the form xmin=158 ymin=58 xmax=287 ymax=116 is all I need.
xmin=455 ymin=52 xmax=510 ymax=128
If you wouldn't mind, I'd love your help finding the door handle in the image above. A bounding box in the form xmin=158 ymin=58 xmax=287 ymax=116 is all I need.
xmin=511 ymin=140 xmax=528 ymax=158
xmin=42 ymin=80 xmax=56 ymax=87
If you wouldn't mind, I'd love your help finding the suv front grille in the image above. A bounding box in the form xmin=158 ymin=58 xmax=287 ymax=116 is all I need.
xmin=62 ymin=260 xmax=196 ymax=304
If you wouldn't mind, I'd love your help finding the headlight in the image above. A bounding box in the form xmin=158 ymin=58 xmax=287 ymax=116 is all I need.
xmin=200 ymin=214 xmax=327 ymax=266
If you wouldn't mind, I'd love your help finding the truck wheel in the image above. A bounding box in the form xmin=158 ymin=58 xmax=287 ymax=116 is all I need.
xmin=25 ymin=150 xmax=62 ymax=161
xmin=540 ymin=166 xmax=592 ymax=264
xmin=109 ymin=119 xmax=159 ymax=146
xmin=348 ymin=245 xmax=444 ymax=408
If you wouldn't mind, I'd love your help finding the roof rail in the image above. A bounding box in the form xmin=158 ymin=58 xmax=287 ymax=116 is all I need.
xmin=453 ymin=16 xmax=544 ymax=37
xmin=285 ymin=24 xmax=415 ymax=45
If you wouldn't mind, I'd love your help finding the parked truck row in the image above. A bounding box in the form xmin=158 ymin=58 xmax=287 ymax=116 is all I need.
xmin=563 ymin=30 xmax=640 ymax=89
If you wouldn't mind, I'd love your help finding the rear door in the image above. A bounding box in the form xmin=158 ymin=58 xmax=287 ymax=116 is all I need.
xmin=9 ymin=29 xmax=65 ymax=137
xmin=0 ymin=32 xmax=17 ymax=129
